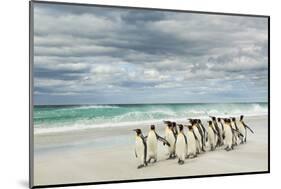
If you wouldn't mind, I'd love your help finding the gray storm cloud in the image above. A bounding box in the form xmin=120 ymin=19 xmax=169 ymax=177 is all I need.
xmin=33 ymin=3 xmax=268 ymax=105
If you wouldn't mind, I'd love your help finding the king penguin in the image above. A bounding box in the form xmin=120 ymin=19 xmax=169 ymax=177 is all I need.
xmin=190 ymin=120 xmax=202 ymax=154
xmin=197 ymin=119 xmax=207 ymax=151
xmin=230 ymin=117 xmax=240 ymax=146
xmin=231 ymin=117 xmax=244 ymax=144
xmin=185 ymin=125 xmax=197 ymax=158
xmin=207 ymin=120 xmax=217 ymax=151
xmin=133 ymin=129 xmax=147 ymax=169
xmin=175 ymin=124 xmax=187 ymax=165
xmin=217 ymin=118 xmax=225 ymax=140
xmin=164 ymin=120 xmax=171 ymax=137
xmin=164 ymin=122 xmax=176 ymax=159
xmin=210 ymin=116 xmax=223 ymax=147
xmin=222 ymin=119 xmax=233 ymax=151
xmin=147 ymin=125 xmax=170 ymax=163
xmin=238 ymin=115 xmax=254 ymax=143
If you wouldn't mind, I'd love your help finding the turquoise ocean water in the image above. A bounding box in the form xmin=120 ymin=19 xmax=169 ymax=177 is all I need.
xmin=34 ymin=103 xmax=268 ymax=134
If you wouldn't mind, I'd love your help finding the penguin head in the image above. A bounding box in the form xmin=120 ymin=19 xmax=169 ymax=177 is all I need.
xmin=198 ymin=119 xmax=202 ymax=124
xmin=188 ymin=119 xmax=195 ymax=125
xmin=172 ymin=122 xmax=177 ymax=127
xmin=164 ymin=120 xmax=171 ymax=126
xmin=240 ymin=115 xmax=244 ymax=121
xmin=208 ymin=120 xmax=212 ymax=126
xmin=187 ymin=125 xmax=193 ymax=130
xmin=133 ymin=129 xmax=142 ymax=136
xmin=225 ymin=119 xmax=231 ymax=124
xmin=217 ymin=118 xmax=221 ymax=122
xmin=167 ymin=122 xmax=172 ymax=128
xmin=150 ymin=125 xmax=155 ymax=130
xmin=231 ymin=117 xmax=236 ymax=122
xmin=178 ymin=124 xmax=184 ymax=132
xmin=211 ymin=116 xmax=216 ymax=121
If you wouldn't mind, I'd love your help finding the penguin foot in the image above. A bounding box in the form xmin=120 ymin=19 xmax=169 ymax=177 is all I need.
xmin=153 ymin=159 xmax=157 ymax=163
xmin=137 ymin=164 xmax=145 ymax=169
xmin=224 ymin=147 xmax=231 ymax=151
xmin=190 ymin=154 xmax=197 ymax=159
xmin=178 ymin=160 xmax=184 ymax=165
xmin=167 ymin=155 xmax=173 ymax=160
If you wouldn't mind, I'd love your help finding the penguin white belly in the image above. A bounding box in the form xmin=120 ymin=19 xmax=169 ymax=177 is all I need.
xmin=147 ymin=131 xmax=157 ymax=158
xmin=237 ymin=122 xmax=246 ymax=139
xmin=175 ymin=133 xmax=186 ymax=160
xmin=165 ymin=127 xmax=169 ymax=138
xmin=187 ymin=131 xmax=196 ymax=155
xmin=207 ymin=127 xmax=215 ymax=148
xmin=166 ymin=130 xmax=175 ymax=154
xmin=135 ymin=137 xmax=145 ymax=164
xmin=224 ymin=125 xmax=233 ymax=148
xmin=231 ymin=124 xmax=238 ymax=144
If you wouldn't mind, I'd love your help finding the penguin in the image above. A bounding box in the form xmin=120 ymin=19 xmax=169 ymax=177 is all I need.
xmin=238 ymin=115 xmax=254 ymax=143
xmin=197 ymin=119 xmax=207 ymax=151
xmin=207 ymin=120 xmax=217 ymax=151
xmin=190 ymin=120 xmax=202 ymax=154
xmin=189 ymin=119 xmax=205 ymax=152
xmin=147 ymin=125 xmax=170 ymax=163
xmin=229 ymin=117 xmax=239 ymax=146
xmin=175 ymin=124 xmax=187 ymax=165
xmin=231 ymin=117 xmax=244 ymax=144
xmin=222 ymin=119 xmax=233 ymax=151
xmin=210 ymin=116 xmax=223 ymax=147
xmin=164 ymin=122 xmax=176 ymax=159
xmin=164 ymin=120 xmax=172 ymax=137
xmin=133 ymin=129 xmax=147 ymax=169
xmin=217 ymin=118 xmax=225 ymax=140
xmin=185 ymin=125 xmax=197 ymax=158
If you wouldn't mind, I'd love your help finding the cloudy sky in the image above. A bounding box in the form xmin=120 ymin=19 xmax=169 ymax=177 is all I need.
xmin=33 ymin=3 xmax=268 ymax=105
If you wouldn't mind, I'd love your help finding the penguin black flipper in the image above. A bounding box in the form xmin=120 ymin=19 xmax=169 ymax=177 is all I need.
xmin=242 ymin=121 xmax=254 ymax=134
xmin=232 ymin=128 xmax=244 ymax=138
xmin=199 ymin=122 xmax=206 ymax=134
xmin=135 ymin=149 xmax=138 ymax=157
xmin=156 ymin=133 xmax=171 ymax=147
xmin=183 ymin=133 xmax=188 ymax=145
xmin=211 ymin=125 xmax=218 ymax=135
xmin=192 ymin=130 xmax=200 ymax=144
xmin=196 ymin=125 xmax=204 ymax=139
xmin=141 ymin=135 xmax=147 ymax=165
xmin=220 ymin=122 xmax=224 ymax=133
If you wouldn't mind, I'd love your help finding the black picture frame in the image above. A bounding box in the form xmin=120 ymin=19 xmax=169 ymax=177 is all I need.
xmin=29 ymin=1 xmax=270 ymax=188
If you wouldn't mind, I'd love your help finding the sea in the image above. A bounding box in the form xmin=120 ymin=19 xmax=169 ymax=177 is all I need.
xmin=33 ymin=102 xmax=268 ymax=134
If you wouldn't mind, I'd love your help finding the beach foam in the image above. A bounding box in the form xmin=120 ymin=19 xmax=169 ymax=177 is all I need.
xmin=34 ymin=103 xmax=268 ymax=134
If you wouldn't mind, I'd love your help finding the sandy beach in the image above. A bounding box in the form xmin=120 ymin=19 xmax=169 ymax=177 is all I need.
xmin=33 ymin=115 xmax=268 ymax=186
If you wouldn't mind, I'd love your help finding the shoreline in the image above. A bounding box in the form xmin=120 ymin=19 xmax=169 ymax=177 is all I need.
xmin=34 ymin=115 xmax=268 ymax=185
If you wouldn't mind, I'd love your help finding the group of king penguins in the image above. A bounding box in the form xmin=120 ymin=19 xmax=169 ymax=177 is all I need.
xmin=133 ymin=115 xmax=254 ymax=169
